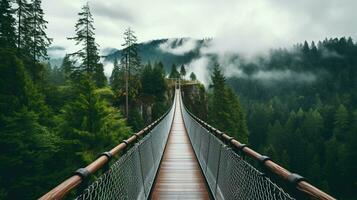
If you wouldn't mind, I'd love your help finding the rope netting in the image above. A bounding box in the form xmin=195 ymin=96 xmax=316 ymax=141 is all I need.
xmin=74 ymin=95 xmax=176 ymax=200
xmin=181 ymin=96 xmax=295 ymax=200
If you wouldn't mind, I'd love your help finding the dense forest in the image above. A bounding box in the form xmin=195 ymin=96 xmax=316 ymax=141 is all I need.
xmin=229 ymin=38 xmax=357 ymax=200
xmin=1 ymin=0 xmax=356 ymax=200
xmin=0 ymin=1 xmax=170 ymax=199
xmin=184 ymin=38 xmax=357 ymax=199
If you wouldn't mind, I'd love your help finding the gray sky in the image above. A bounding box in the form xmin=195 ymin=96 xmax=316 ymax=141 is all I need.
xmin=43 ymin=0 xmax=357 ymax=54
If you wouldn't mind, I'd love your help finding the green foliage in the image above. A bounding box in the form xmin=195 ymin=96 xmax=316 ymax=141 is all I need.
xmin=141 ymin=62 xmax=167 ymax=99
xmin=189 ymin=72 xmax=197 ymax=81
xmin=180 ymin=64 xmax=186 ymax=78
xmin=227 ymin=37 xmax=357 ymax=199
xmin=0 ymin=49 xmax=58 ymax=199
xmin=29 ymin=0 xmax=52 ymax=61
xmin=333 ymin=104 xmax=349 ymax=141
xmin=0 ymin=0 xmax=17 ymax=48
xmin=208 ymin=64 xmax=249 ymax=143
xmin=68 ymin=3 xmax=106 ymax=87
xmin=121 ymin=27 xmax=141 ymax=75
xmin=16 ymin=0 xmax=32 ymax=55
xmin=169 ymin=63 xmax=180 ymax=78
xmin=57 ymin=76 xmax=130 ymax=165
xmin=127 ymin=107 xmax=144 ymax=132
xmin=110 ymin=57 xmax=122 ymax=91
xmin=53 ymin=54 xmax=75 ymax=84
xmin=0 ymin=3 xmax=134 ymax=198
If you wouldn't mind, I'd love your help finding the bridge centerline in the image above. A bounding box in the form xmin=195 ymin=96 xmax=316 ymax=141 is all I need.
xmin=150 ymin=89 xmax=210 ymax=200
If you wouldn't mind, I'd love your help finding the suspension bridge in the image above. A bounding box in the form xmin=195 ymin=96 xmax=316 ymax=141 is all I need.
xmin=40 ymin=85 xmax=335 ymax=200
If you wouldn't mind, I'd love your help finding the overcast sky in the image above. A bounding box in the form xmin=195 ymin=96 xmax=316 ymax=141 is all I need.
xmin=43 ymin=0 xmax=357 ymax=54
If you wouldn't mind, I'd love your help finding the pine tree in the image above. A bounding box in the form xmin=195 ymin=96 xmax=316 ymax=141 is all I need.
xmin=190 ymin=72 xmax=197 ymax=81
xmin=302 ymin=40 xmax=310 ymax=57
xmin=208 ymin=64 xmax=249 ymax=143
xmin=333 ymin=104 xmax=349 ymax=141
xmin=68 ymin=3 xmax=106 ymax=87
xmin=110 ymin=57 xmax=122 ymax=91
xmin=58 ymin=76 xmax=130 ymax=165
xmin=16 ymin=0 xmax=32 ymax=55
xmin=60 ymin=54 xmax=76 ymax=80
xmin=0 ymin=49 xmax=58 ymax=199
xmin=29 ymin=0 xmax=52 ymax=62
xmin=180 ymin=64 xmax=186 ymax=79
xmin=0 ymin=0 xmax=17 ymax=48
xmin=121 ymin=27 xmax=141 ymax=76
xmin=169 ymin=63 xmax=179 ymax=78
xmin=121 ymin=27 xmax=141 ymax=118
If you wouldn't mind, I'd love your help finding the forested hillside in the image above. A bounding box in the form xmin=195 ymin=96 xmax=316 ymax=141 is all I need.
xmin=228 ymin=38 xmax=357 ymax=199
xmin=105 ymin=38 xmax=206 ymax=73
xmin=1 ymin=0 xmax=356 ymax=199
xmin=0 ymin=1 xmax=170 ymax=199
xmin=186 ymin=37 xmax=357 ymax=199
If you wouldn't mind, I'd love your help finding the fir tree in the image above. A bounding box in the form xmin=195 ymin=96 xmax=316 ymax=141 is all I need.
xmin=121 ymin=27 xmax=141 ymax=76
xmin=58 ymin=76 xmax=130 ymax=165
xmin=16 ymin=0 xmax=32 ymax=55
xmin=29 ymin=0 xmax=52 ymax=62
xmin=208 ymin=64 xmax=249 ymax=143
xmin=0 ymin=49 xmax=58 ymax=199
xmin=333 ymin=104 xmax=349 ymax=141
xmin=68 ymin=3 xmax=106 ymax=87
xmin=121 ymin=27 xmax=141 ymax=118
xmin=190 ymin=72 xmax=197 ymax=81
xmin=0 ymin=0 xmax=17 ymax=48
xmin=169 ymin=63 xmax=179 ymax=78
xmin=180 ymin=64 xmax=186 ymax=79
xmin=110 ymin=57 xmax=122 ymax=91
xmin=60 ymin=54 xmax=76 ymax=80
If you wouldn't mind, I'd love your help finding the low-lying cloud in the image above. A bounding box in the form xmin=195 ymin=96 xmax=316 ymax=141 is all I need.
xmin=251 ymin=70 xmax=316 ymax=83
xmin=159 ymin=38 xmax=198 ymax=55
xmin=185 ymin=57 xmax=211 ymax=85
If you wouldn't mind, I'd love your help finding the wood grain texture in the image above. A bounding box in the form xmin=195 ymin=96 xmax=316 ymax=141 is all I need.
xmin=150 ymin=95 xmax=210 ymax=200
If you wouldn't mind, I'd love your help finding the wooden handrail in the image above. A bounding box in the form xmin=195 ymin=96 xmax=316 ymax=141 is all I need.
xmin=40 ymin=106 xmax=172 ymax=200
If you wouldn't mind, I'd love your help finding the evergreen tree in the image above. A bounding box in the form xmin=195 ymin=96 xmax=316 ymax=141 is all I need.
xmin=208 ymin=64 xmax=249 ymax=143
xmin=0 ymin=0 xmax=17 ymax=48
xmin=190 ymin=72 xmax=197 ymax=81
xmin=169 ymin=63 xmax=179 ymax=78
xmin=180 ymin=64 xmax=186 ymax=79
xmin=121 ymin=27 xmax=141 ymax=118
xmin=29 ymin=0 xmax=52 ymax=62
xmin=16 ymin=0 xmax=32 ymax=55
xmin=60 ymin=54 xmax=76 ymax=80
xmin=333 ymin=104 xmax=349 ymax=141
xmin=57 ymin=76 xmax=130 ymax=165
xmin=121 ymin=27 xmax=141 ymax=77
xmin=68 ymin=3 xmax=106 ymax=87
xmin=109 ymin=57 xmax=121 ymax=91
xmin=0 ymin=49 xmax=58 ymax=199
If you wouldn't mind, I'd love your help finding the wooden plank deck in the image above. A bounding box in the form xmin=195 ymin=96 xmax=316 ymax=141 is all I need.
xmin=150 ymin=92 xmax=210 ymax=200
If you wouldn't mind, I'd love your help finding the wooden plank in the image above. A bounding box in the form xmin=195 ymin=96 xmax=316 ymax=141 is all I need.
xmin=150 ymin=94 xmax=210 ymax=200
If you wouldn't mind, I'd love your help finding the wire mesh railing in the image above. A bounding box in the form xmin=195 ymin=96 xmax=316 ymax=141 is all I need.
xmin=40 ymin=90 xmax=177 ymax=200
xmin=41 ymin=85 xmax=335 ymax=200
xmin=74 ymin=95 xmax=176 ymax=200
xmin=180 ymin=91 xmax=335 ymax=200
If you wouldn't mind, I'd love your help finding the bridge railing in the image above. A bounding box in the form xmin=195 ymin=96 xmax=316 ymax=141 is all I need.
xmin=180 ymin=92 xmax=335 ymax=200
xmin=40 ymin=90 xmax=177 ymax=200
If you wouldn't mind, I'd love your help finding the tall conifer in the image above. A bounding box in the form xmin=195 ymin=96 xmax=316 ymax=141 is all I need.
xmin=68 ymin=3 xmax=106 ymax=87
xmin=0 ymin=0 xmax=17 ymax=48
xmin=29 ymin=0 xmax=52 ymax=61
